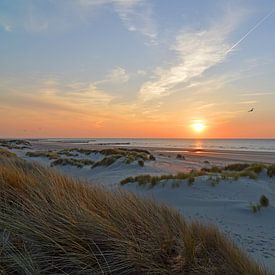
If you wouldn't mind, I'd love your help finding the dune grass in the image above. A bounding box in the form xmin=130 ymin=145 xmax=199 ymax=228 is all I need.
xmin=251 ymin=195 xmax=270 ymax=213
xmin=120 ymin=171 xmax=206 ymax=187
xmin=0 ymin=139 xmax=31 ymax=150
xmin=92 ymin=155 xmax=123 ymax=168
xmin=51 ymin=158 xmax=95 ymax=168
xmin=61 ymin=147 xmax=155 ymax=161
xmin=0 ymin=148 xmax=17 ymax=158
xmin=27 ymin=147 xmax=155 ymax=168
xmin=26 ymin=150 xmax=60 ymax=160
xmin=120 ymin=162 xmax=275 ymax=188
xmin=0 ymin=156 xmax=269 ymax=274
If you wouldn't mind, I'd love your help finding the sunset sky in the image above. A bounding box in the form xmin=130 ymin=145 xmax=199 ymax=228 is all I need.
xmin=0 ymin=0 xmax=275 ymax=138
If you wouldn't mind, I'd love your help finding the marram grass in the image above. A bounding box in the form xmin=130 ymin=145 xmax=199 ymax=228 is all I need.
xmin=0 ymin=156 xmax=270 ymax=274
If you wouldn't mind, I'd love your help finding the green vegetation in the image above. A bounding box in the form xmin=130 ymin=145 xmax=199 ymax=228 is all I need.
xmin=63 ymin=147 xmax=155 ymax=161
xmin=224 ymin=163 xmax=272 ymax=180
xmin=208 ymin=175 xmax=221 ymax=187
xmin=26 ymin=151 xmax=60 ymax=160
xmin=120 ymin=170 xmax=206 ymax=187
xmin=201 ymin=166 xmax=223 ymax=173
xmin=27 ymin=147 xmax=155 ymax=167
xmin=176 ymin=154 xmax=185 ymax=159
xmin=0 ymin=148 xmax=17 ymax=158
xmin=121 ymin=162 xmax=275 ymax=188
xmin=202 ymin=163 xmax=268 ymax=180
xmin=0 ymin=139 xmax=31 ymax=149
xmin=251 ymin=195 xmax=270 ymax=213
xmin=51 ymin=158 xmax=94 ymax=168
xmin=202 ymin=163 xmax=272 ymax=181
xmin=187 ymin=176 xmax=195 ymax=186
xmin=224 ymin=163 xmax=251 ymax=171
xmin=260 ymin=195 xmax=269 ymax=208
xmin=57 ymin=149 xmax=79 ymax=157
xmin=251 ymin=204 xmax=262 ymax=213
xmin=92 ymin=155 xmax=122 ymax=168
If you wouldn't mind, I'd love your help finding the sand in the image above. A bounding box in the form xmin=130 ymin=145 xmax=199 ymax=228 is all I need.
xmin=4 ymin=140 xmax=275 ymax=272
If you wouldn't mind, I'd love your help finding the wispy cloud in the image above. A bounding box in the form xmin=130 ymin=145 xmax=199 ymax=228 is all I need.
xmin=139 ymin=9 xmax=246 ymax=100
xmin=1 ymin=0 xmax=156 ymax=42
xmin=241 ymin=92 xmax=275 ymax=97
xmin=195 ymin=103 xmax=216 ymax=110
xmin=106 ymin=67 xmax=129 ymax=83
xmin=77 ymin=0 xmax=157 ymax=42
xmin=93 ymin=67 xmax=129 ymax=87
xmin=238 ymin=100 xmax=257 ymax=104
xmin=0 ymin=79 xmax=114 ymax=116
xmin=114 ymin=0 xmax=157 ymax=43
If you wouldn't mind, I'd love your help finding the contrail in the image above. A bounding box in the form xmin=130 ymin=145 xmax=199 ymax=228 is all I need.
xmin=226 ymin=9 xmax=275 ymax=54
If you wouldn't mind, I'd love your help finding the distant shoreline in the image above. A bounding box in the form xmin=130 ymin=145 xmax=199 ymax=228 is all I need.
xmin=25 ymin=139 xmax=275 ymax=164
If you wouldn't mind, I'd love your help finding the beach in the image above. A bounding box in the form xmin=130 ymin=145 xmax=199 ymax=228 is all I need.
xmin=3 ymin=138 xmax=275 ymax=272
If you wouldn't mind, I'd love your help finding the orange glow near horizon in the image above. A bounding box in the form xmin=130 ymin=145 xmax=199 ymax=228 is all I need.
xmin=1 ymin=103 xmax=275 ymax=138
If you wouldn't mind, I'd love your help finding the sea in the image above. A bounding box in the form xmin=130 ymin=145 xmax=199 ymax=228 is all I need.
xmin=42 ymin=138 xmax=275 ymax=153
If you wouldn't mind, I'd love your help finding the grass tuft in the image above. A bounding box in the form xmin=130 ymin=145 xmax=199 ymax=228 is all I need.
xmin=26 ymin=151 xmax=59 ymax=160
xmin=51 ymin=158 xmax=95 ymax=168
xmin=27 ymin=148 xmax=156 ymax=167
xmin=260 ymin=195 xmax=269 ymax=208
xmin=251 ymin=195 xmax=270 ymax=213
xmin=0 ymin=148 xmax=17 ymax=158
xmin=176 ymin=154 xmax=185 ymax=160
xmin=0 ymin=139 xmax=31 ymax=149
xmin=224 ymin=163 xmax=250 ymax=171
xmin=92 ymin=155 xmax=122 ymax=168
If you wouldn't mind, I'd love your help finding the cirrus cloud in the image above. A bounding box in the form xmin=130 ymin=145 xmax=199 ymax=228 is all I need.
xmin=139 ymin=9 xmax=247 ymax=100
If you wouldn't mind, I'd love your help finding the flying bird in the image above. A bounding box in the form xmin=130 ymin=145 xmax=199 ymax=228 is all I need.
xmin=248 ymin=108 xmax=254 ymax=112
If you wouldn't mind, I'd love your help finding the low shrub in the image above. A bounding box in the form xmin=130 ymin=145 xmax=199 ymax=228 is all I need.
xmin=260 ymin=195 xmax=269 ymax=207
xmin=251 ymin=195 xmax=269 ymax=213
xmin=240 ymin=170 xmax=258 ymax=180
xmin=251 ymin=204 xmax=261 ymax=213
xmin=208 ymin=175 xmax=221 ymax=187
xmin=187 ymin=176 xmax=195 ymax=186
xmin=176 ymin=154 xmax=185 ymax=159
xmin=201 ymin=166 xmax=222 ymax=173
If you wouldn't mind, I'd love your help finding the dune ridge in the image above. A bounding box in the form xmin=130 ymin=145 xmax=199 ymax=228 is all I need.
xmin=0 ymin=154 xmax=270 ymax=274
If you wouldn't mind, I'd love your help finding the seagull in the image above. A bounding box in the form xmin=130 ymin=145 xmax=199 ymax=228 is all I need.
xmin=248 ymin=108 xmax=254 ymax=112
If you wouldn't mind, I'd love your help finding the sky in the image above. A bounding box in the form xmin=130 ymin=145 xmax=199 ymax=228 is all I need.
xmin=0 ymin=0 xmax=275 ymax=138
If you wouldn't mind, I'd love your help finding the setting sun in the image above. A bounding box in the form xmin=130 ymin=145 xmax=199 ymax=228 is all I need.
xmin=192 ymin=121 xmax=206 ymax=133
